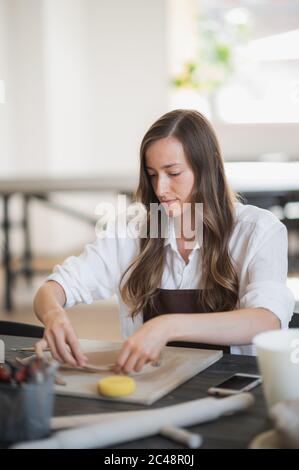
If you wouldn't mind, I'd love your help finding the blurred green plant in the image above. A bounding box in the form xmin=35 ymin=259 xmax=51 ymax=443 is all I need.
xmin=173 ymin=8 xmax=251 ymax=95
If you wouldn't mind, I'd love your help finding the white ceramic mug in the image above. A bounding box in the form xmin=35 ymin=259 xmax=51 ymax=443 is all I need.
xmin=253 ymin=329 xmax=299 ymax=409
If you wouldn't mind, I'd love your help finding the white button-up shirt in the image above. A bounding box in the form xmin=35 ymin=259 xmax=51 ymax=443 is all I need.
xmin=47 ymin=202 xmax=295 ymax=355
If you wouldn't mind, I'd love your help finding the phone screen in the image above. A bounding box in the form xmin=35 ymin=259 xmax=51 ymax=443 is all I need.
xmin=216 ymin=375 xmax=257 ymax=390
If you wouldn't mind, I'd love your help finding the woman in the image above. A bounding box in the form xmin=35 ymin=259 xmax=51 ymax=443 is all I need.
xmin=34 ymin=109 xmax=294 ymax=373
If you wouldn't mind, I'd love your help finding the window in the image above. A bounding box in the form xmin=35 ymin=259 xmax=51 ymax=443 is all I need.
xmin=170 ymin=0 xmax=299 ymax=124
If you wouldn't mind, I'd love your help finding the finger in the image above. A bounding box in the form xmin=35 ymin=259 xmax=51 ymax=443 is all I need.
xmin=121 ymin=351 xmax=141 ymax=374
xmin=46 ymin=332 xmax=65 ymax=364
xmin=53 ymin=330 xmax=78 ymax=367
xmin=113 ymin=345 xmax=133 ymax=374
xmin=134 ymin=354 xmax=148 ymax=373
xmin=65 ymin=329 xmax=86 ymax=367
xmin=151 ymin=352 xmax=163 ymax=367
xmin=35 ymin=338 xmax=48 ymax=358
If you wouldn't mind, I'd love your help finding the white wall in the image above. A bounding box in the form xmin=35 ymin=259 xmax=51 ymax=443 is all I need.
xmin=2 ymin=0 xmax=48 ymax=175
xmin=43 ymin=0 xmax=168 ymax=176
xmin=1 ymin=0 xmax=168 ymax=177
xmin=0 ymin=0 xmax=14 ymax=173
xmin=0 ymin=0 xmax=168 ymax=257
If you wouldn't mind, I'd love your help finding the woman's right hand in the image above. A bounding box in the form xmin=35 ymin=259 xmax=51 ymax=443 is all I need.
xmin=35 ymin=308 xmax=87 ymax=368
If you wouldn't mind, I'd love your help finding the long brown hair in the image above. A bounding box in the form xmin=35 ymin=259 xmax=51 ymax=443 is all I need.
xmin=120 ymin=109 xmax=239 ymax=317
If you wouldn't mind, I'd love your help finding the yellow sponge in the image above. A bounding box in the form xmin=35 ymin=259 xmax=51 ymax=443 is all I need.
xmin=97 ymin=375 xmax=136 ymax=397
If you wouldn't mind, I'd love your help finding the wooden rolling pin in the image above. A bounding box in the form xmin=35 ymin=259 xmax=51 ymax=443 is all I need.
xmin=12 ymin=393 xmax=254 ymax=449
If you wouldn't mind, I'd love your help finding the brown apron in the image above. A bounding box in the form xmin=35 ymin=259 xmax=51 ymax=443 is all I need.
xmin=143 ymin=288 xmax=230 ymax=354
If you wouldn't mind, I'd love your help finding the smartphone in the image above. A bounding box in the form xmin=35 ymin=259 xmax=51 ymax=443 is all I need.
xmin=207 ymin=373 xmax=262 ymax=396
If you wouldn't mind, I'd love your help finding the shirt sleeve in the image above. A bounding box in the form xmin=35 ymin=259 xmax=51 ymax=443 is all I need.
xmin=239 ymin=221 xmax=295 ymax=328
xmin=46 ymin=235 xmax=120 ymax=309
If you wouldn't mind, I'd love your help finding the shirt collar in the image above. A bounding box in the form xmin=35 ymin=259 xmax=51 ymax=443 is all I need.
xmin=164 ymin=218 xmax=201 ymax=251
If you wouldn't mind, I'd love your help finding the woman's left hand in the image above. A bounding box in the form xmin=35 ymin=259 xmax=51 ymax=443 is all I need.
xmin=113 ymin=316 xmax=172 ymax=374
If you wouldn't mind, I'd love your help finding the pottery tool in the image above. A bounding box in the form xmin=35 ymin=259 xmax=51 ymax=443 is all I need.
xmin=15 ymin=354 xmax=115 ymax=374
xmin=15 ymin=357 xmax=66 ymax=386
xmin=12 ymin=393 xmax=254 ymax=449
xmin=61 ymin=363 xmax=116 ymax=373
xmin=0 ymin=356 xmax=59 ymax=386
xmin=0 ymin=340 xmax=4 ymax=367
xmin=10 ymin=347 xmax=51 ymax=353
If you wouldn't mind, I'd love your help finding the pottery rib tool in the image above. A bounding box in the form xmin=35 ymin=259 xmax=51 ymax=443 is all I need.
xmin=11 ymin=347 xmax=51 ymax=353
xmin=16 ymin=354 xmax=116 ymax=374
xmin=60 ymin=363 xmax=115 ymax=373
